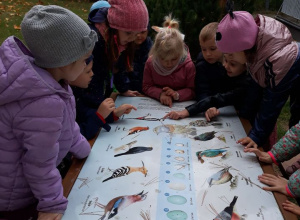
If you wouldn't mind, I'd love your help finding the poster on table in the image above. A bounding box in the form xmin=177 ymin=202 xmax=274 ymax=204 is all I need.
xmin=63 ymin=96 xmax=283 ymax=220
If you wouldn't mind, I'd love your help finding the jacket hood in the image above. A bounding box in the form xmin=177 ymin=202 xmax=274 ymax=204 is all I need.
xmin=0 ymin=36 xmax=72 ymax=105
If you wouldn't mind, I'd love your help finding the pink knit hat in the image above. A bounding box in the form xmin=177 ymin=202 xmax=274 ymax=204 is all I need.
xmin=216 ymin=11 xmax=258 ymax=53
xmin=108 ymin=0 xmax=148 ymax=32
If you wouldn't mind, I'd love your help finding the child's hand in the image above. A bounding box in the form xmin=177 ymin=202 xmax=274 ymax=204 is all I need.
xmin=237 ymin=136 xmax=258 ymax=149
xmin=121 ymin=90 xmax=141 ymax=97
xmin=114 ymin=104 xmax=137 ymax=117
xmin=258 ymin=173 xmax=288 ymax=195
xmin=163 ymin=109 xmax=189 ymax=120
xmin=160 ymin=92 xmax=173 ymax=107
xmin=205 ymin=107 xmax=220 ymax=121
xmin=97 ymin=98 xmax=115 ymax=119
xmin=38 ymin=212 xmax=63 ymax=220
xmin=244 ymin=148 xmax=272 ymax=163
xmin=282 ymin=200 xmax=300 ymax=215
xmin=162 ymin=87 xmax=179 ymax=100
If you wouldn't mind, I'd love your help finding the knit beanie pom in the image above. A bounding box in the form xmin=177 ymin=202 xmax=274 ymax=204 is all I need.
xmin=21 ymin=5 xmax=98 ymax=68
xmin=108 ymin=0 xmax=149 ymax=32
xmin=216 ymin=11 xmax=258 ymax=53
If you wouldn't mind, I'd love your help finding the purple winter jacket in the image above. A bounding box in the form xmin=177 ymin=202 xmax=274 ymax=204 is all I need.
xmin=0 ymin=37 xmax=91 ymax=213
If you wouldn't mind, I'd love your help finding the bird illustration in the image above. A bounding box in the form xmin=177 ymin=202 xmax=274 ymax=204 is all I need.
xmin=153 ymin=124 xmax=196 ymax=136
xmin=189 ymin=120 xmax=223 ymax=128
xmin=121 ymin=126 xmax=149 ymax=139
xmin=100 ymin=190 xmax=148 ymax=220
xmin=114 ymin=140 xmax=137 ymax=153
xmin=214 ymin=196 xmax=238 ymax=220
xmin=196 ymin=149 xmax=228 ymax=163
xmin=194 ymin=131 xmax=217 ymax=141
xmin=208 ymin=167 xmax=232 ymax=187
xmin=114 ymin=146 xmax=153 ymax=157
xmin=102 ymin=161 xmax=148 ymax=182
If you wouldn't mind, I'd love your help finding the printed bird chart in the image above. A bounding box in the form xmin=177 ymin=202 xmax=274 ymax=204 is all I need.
xmin=63 ymin=96 xmax=284 ymax=220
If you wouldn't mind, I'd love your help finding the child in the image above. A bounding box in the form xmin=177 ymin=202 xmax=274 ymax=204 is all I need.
xmin=216 ymin=10 xmax=300 ymax=149
xmin=72 ymin=0 xmax=148 ymax=140
xmin=142 ymin=15 xmax=196 ymax=107
xmin=194 ymin=22 xmax=228 ymax=102
xmin=0 ymin=5 xmax=97 ymax=220
xmin=70 ymin=55 xmax=137 ymax=140
xmin=127 ymin=24 xmax=153 ymax=93
xmin=164 ymin=23 xmax=261 ymax=123
xmin=245 ymin=121 xmax=300 ymax=215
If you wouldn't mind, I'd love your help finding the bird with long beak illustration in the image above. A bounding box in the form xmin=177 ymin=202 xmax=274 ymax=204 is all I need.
xmin=121 ymin=126 xmax=149 ymax=139
xmin=208 ymin=167 xmax=233 ymax=187
xmin=114 ymin=146 xmax=153 ymax=157
xmin=99 ymin=191 xmax=148 ymax=220
xmin=102 ymin=161 xmax=148 ymax=182
xmin=196 ymin=148 xmax=228 ymax=163
xmin=214 ymin=196 xmax=238 ymax=220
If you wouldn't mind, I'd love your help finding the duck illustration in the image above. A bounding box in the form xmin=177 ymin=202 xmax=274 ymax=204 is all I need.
xmin=100 ymin=190 xmax=148 ymax=220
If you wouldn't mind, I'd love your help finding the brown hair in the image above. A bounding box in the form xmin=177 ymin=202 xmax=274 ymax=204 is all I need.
xmin=199 ymin=22 xmax=219 ymax=43
xmin=105 ymin=21 xmax=135 ymax=72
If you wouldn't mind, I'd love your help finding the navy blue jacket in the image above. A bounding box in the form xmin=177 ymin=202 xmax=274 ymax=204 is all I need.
xmin=189 ymin=52 xmax=262 ymax=123
xmin=72 ymin=25 xmax=128 ymax=140
xmin=127 ymin=37 xmax=153 ymax=93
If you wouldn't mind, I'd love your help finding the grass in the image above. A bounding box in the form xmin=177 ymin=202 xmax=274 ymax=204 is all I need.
xmin=0 ymin=0 xmax=91 ymax=43
xmin=0 ymin=0 xmax=291 ymax=140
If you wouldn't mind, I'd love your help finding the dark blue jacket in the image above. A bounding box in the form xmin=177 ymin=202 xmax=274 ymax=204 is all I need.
xmin=189 ymin=52 xmax=262 ymax=123
xmin=127 ymin=37 xmax=153 ymax=93
xmin=194 ymin=52 xmax=230 ymax=102
xmin=72 ymin=25 xmax=128 ymax=140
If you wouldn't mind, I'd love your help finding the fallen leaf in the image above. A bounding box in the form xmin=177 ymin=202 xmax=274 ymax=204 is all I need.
xmin=14 ymin=24 xmax=21 ymax=30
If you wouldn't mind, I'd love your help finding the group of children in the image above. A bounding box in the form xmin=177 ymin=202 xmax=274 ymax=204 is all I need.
xmin=0 ymin=0 xmax=299 ymax=219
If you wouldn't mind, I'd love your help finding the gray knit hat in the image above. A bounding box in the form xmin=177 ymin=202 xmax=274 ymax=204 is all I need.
xmin=21 ymin=5 xmax=98 ymax=68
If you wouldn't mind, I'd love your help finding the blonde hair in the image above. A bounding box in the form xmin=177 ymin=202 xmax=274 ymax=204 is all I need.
xmin=199 ymin=22 xmax=219 ymax=43
xmin=150 ymin=14 xmax=185 ymax=60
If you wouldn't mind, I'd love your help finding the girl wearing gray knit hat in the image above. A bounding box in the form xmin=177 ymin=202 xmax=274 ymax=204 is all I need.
xmin=0 ymin=5 xmax=97 ymax=220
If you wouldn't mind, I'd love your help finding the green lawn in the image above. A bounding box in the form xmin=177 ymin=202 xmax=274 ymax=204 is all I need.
xmin=0 ymin=0 xmax=91 ymax=43
xmin=0 ymin=0 xmax=290 ymax=140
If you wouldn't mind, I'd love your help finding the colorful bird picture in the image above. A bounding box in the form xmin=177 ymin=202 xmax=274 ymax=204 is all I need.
xmin=121 ymin=126 xmax=149 ymax=139
xmin=196 ymin=149 xmax=228 ymax=163
xmin=102 ymin=161 xmax=148 ymax=182
xmin=208 ymin=167 xmax=233 ymax=187
xmin=214 ymin=196 xmax=238 ymax=220
xmin=194 ymin=131 xmax=228 ymax=143
xmin=189 ymin=119 xmax=223 ymax=128
xmin=99 ymin=191 xmax=148 ymax=220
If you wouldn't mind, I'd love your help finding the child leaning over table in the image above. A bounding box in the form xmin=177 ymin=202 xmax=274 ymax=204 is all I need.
xmin=215 ymin=8 xmax=300 ymax=150
xmin=72 ymin=0 xmax=148 ymax=140
xmin=164 ymin=23 xmax=261 ymax=125
xmin=245 ymin=121 xmax=300 ymax=216
xmin=0 ymin=5 xmax=97 ymax=220
xmin=142 ymin=14 xmax=196 ymax=107
xmin=70 ymin=54 xmax=137 ymax=139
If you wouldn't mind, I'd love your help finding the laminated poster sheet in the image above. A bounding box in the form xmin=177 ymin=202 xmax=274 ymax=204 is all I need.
xmin=63 ymin=96 xmax=283 ymax=220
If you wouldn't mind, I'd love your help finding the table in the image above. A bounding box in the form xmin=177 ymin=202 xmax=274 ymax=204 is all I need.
xmin=62 ymin=97 xmax=297 ymax=220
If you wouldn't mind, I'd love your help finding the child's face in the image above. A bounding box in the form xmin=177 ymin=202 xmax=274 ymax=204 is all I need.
xmin=223 ymin=54 xmax=246 ymax=77
xmin=69 ymin=61 xmax=94 ymax=88
xmin=159 ymin=54 xmax=180 ymax=70
xmin=200 ymin=38 xmax=223 ymax=64
xmin=118 ymin=30 xmax=139 ymax=46
xmin=135 ymin=30 xmax=148 ymax=45
xmin=59 ymin=52 xmax=92 ymax=82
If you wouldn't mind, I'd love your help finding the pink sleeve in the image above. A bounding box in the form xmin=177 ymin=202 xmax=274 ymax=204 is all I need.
xmin=267 ymin=151 xmax=279 ymax=165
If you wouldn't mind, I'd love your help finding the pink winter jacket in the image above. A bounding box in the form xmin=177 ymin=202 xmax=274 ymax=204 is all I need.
xmin=142 ymin=49 xmax=195 ymax=101
xmin=0 ymin=37 xmax=91 ymax=213
xmin=249 ymin=14 xmax=298 ymax=88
